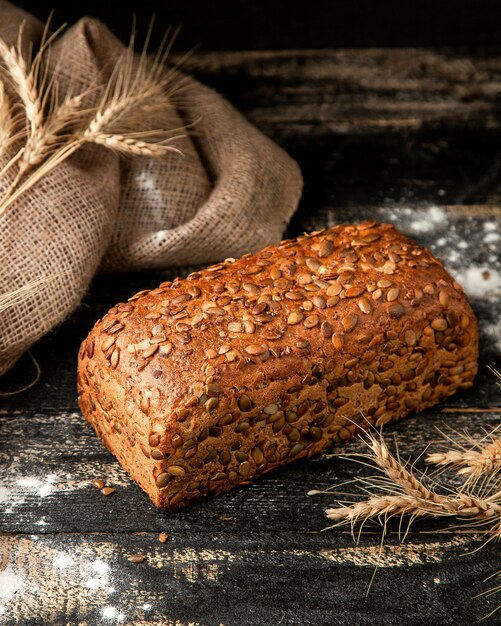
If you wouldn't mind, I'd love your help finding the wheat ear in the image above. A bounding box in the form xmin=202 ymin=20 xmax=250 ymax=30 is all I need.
xmin=326 ymin=495 xmax=430 ymax=523
xmin=324 ymin=431 xmax=501 ymax=541
xmin=366 ymin=432 xmax=439 ymax=501
xmin=0 ymin=30 xmax=43 ymax=140
xmin=0 ymin=80 xmax=23 ymax=163
xmin=82 ymin=42 xmax=185 ymax=156
xmin=427 ymin=438 xmax=501 ymax=479
xmin=0 ymin=81 xmax=13 ymax=156
xmin=17 ymin=92 xmax=86 ymax=175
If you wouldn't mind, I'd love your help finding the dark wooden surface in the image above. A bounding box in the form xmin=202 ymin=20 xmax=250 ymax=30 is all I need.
xmin=15 ymin=0 xmax=501 ymax=50
xmin=1 ymin=48 xmax=501 ymax=625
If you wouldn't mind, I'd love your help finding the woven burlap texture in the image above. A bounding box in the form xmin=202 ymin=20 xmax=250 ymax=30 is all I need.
xmin=0 ymin=3 xmax=303 ymax=375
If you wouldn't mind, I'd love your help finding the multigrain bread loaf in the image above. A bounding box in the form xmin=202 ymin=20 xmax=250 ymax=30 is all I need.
xmin=77 ymin=222 xmax=478 ymax=510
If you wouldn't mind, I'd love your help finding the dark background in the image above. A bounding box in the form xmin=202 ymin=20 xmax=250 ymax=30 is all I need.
xmin=14 ymin=0 xmax=501 ymax=51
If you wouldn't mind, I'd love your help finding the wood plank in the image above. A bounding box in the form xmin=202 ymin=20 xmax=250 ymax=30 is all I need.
xmin=0 ymin=530 xmax=499 ymax=625
xmin=1 ymin=410 xmax=499 ymax=535
xmin=181 ymin=48 xmax=501 ymax=133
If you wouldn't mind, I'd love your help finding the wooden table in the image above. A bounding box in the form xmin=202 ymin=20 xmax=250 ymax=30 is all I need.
xmin=1 ymin=48 xmax=500 ymax=625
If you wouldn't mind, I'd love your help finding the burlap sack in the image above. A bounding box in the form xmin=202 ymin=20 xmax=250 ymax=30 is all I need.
xmin=0 ymin=5 xmax=121 ymax=376
xmin=102 ymin=71 xmax=302 ymax=269
xmin=0 ymin=3 xmax=302 ymax=376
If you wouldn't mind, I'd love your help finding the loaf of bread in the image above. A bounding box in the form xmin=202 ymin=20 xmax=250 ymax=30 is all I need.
xmin=77 ymin=222 xmax=478 ymax=510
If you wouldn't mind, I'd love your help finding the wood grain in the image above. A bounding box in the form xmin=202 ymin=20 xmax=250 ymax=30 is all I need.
xmin=0 ymin=410 xmax=500 ymax=534
xmin=1 ymin=47 xmax=500 ymax=625
xmin=1 ymin=532 xmax=499 ymax=625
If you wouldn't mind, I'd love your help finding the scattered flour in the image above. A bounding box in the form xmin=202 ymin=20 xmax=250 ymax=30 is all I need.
xmin=379 ymin=204 xmax=501 ymax=299
xmin=0 ymin=539 xmax=132 ymax=623
xmin=86 ymin=559 xmax=112 ymax=591
xmin=484 ymin=231 xmax=500 ymax=244
xmin=53 ymin=554 xmax=73 ymax=569
xmin=484 ymin=221 xmax=498 ymax=232
xmin=408 ymin=205 xmax=447 ymax=233
xmin=379 ymin=205 xmax=447 ymax=235
xmin=485 ymin=317 xmax=501 ymax=352
xmin=17 ymin=474 xmax=58 ymax=498
xmin=134 ymin=169 xmax=163 ymax=208
xmin=0 ymin=567 xmax=24 ymax=601
xmin=102 ymin=606 xmax=125 ymax=622
xmin=451 ymin=266 xmax=501 ymax=298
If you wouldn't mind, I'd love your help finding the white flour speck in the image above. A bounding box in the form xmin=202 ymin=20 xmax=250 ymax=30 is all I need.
xmin=9 ymin=474 xmax=59 ymax=499
xmin=92 ymin=560 xmax=110 ymax=576
xmin=0 ymin=567 xmax=24 ymax=600
xmin=85 ymin=559 xmax=111 ymax=591
xmin=102 ymin=606 xmax=125 ymax=622
xmin=484 ymin=231 xmax=500 ymax=244
xmin=378 ymin=204 xmax=448 ymax=235
xmin=0 ymin=486 xmax=11 ymax=504
xmin=408 ymin=205 xmax=446 ymax=233
xmin=484 ymin=221 xmax=497 ymax=232
xmin=53 ymin=554 xmax=72 ymax=569
xmin=485 ymin=317 xmax=501 ymax=352
xmin=452 ymin=266 xmax=501 ymax=297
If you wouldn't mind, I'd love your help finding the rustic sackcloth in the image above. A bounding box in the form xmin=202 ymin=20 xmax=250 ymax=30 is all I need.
xmin=0 ymin=1 xmax=303 ymax=375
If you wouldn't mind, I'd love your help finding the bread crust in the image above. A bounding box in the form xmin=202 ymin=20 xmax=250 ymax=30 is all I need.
xmin=77 ymin=221 xmax=478 ymax=509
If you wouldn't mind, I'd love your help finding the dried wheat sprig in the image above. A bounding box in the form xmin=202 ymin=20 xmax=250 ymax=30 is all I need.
xmin=0 ymin=25 xmax=186 ymax=218
xmin=16 ymin=92 xmax=86 ymax=176
xmin=426 ymin=437 xmax=501 ymax=479
xmin=85 ymin=47 xmax=167 ymax=135
xmin=81 ymin=43 xmax=185 ymax=154
xmin=0 ymin=25 xmax=60 ymax=186
xmin=326 ymin=494 xmax=430 ymax=523
xmin=323 ymin=431 xmax=501 ymax=543
xmin=326 ymin=487 xmax=501 ymax=525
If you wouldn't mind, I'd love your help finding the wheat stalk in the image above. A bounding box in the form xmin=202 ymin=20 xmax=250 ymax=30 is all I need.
xmin=427 ymin=437 xmax=501 ymax=479
xmin=322 ymin=430 xmax=501 ymax=543
xmin=0 ymin=25 xmax=186 ymax=218
xmin=0 ymin=28 xmax=43 ymax=142
xmin=82 ymin=43 xmax=184 ymax=155
xmin=326 ymin=494 xmax=430 ymax=522
xmin=17 ymin=92 xmax=85 ymax=175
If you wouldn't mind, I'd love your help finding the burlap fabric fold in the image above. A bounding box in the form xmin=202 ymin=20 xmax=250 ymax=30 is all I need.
xmin=0 ymin=2 xmax=303 ymax=375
